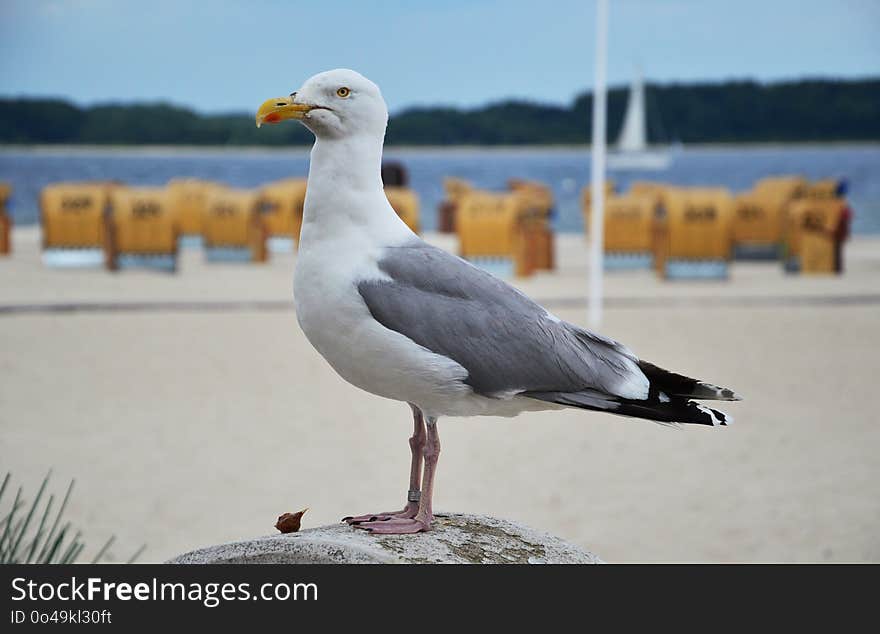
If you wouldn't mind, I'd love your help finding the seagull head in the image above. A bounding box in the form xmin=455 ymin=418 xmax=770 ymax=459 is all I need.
xmin=255 ymin=69 xmax=388 ymax=140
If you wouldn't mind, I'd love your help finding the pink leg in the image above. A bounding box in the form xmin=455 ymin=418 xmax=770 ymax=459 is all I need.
xmin=343 ymin=404 xmax=426 ymax=524
xmin=357 ymin=416 xmax=440 ymax=534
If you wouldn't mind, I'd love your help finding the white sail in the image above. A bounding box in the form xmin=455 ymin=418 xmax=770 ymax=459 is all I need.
xmin=616 ymin=72 xmax=646 ymax=152
xmin=608 ymin=70 xmax=674 ymax=171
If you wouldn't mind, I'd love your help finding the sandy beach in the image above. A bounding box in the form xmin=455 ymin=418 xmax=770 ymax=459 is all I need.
xmin=1 ymin=226 xmax=878 ymax=563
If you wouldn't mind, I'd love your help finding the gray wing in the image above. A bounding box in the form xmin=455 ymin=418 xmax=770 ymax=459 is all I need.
xmin=357 ymin=241 xmax=648 ymax=400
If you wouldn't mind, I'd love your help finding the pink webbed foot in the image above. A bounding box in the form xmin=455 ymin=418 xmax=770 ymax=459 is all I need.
xmin=342 ymin=407 xmax=439 ymax=537
xmin=355 ymin=516 xmax=432 ymax=534
xmin=342 ymin=502 xmax=419 ymax=525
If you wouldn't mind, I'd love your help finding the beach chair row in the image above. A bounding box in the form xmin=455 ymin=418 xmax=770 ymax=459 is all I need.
xmin=38 ymin=179 xmax=421 ymax=271
xmin=40 ymin=181 xmax=267 ymax=271
xmin=734 ymin=176 xmax=851 ymax=274
xmin=582 ymin=176 xmax=850 ymax=279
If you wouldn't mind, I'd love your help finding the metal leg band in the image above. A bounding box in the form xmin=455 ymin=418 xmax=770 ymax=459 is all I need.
xmin=407 ymin=489 xmax=421 ymax=503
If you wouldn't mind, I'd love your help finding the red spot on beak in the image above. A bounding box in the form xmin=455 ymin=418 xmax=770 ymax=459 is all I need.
xmin=263 ymin=112 xmax=281 ymax=123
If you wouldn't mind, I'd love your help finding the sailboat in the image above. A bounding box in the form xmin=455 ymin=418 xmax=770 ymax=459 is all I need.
xmin=607 ymin=72 xmax=673 ymax=171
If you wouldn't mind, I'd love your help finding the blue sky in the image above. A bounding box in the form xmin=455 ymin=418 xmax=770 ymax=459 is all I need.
xmin=1 ymin=0 xmax=878 ymax=114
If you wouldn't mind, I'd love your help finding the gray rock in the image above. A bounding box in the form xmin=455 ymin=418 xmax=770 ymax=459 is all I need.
xmin=168 ymin=513 xmax=601 ymax=564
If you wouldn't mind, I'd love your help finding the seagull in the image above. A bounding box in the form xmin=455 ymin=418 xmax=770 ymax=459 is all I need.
xmin=256 ymin=69 xmax=741 ymax=534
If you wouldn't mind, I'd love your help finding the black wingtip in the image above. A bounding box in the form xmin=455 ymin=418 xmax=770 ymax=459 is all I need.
xmin=696 ymin=383 xmax=744 ymax=402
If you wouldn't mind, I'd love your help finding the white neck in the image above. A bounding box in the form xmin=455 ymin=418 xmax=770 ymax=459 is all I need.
xmin=309 ymin=134 xmax=384 ymax=193
xmin=300 ymin=133 xmax=413 ymax=247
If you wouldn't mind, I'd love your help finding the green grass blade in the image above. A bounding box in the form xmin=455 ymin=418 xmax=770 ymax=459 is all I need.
xmin=42 ymin=523 xmax=70 ymax=564
xmin=67 ymin=542 xmax=86 ymax=564
xmin=36 ymin=479 xmax=74 ymax=563
xmin=1 ymin=473 xmax=134 ymax=565
xmin=0 ymin=472 xmax=11 ymax=507
xmin=0 ymin=488 xmax=23 ymax=562
xmin=90 ymin=535 xmax=115 ymax=564
xmin=2 ymin=518 xmax=26 ymax=562
xmin=0 ymin=502 xmax=26 ymax=561
xmin=58 ymin=533 xmax=83 ymax=564
xmin=23 ymin=494 xmax=54 ymax=564
xmin=7 ymin=473 xmax=49 ymax=562
xmin=0 ymin=498 xmax=26 ymax=532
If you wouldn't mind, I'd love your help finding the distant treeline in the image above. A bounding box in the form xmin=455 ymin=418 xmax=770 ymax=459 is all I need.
xmin=1 ymin=78 xmax=878 ymax=146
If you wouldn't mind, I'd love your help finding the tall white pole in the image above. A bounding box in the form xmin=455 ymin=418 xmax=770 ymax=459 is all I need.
xmin=589 ymin=0 xmax=608 ymax=329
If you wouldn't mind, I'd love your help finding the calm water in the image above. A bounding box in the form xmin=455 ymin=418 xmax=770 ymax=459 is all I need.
xmin=1 ymin=144 xmax=878 ymax=234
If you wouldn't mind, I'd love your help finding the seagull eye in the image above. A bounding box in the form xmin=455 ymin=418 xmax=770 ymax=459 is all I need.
xmin=336 ymin=87 xmax=351 ymax=98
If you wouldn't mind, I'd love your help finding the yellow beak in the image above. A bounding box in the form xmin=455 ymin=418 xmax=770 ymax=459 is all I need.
xmin=255 ymin=96 xmax=314 ymax=128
